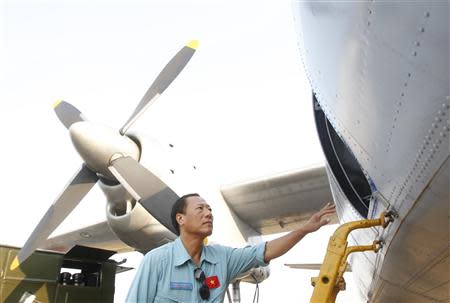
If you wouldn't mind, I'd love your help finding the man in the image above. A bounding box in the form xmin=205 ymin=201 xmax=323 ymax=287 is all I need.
xmin=126 ymin=193 xmax=336 ymax=302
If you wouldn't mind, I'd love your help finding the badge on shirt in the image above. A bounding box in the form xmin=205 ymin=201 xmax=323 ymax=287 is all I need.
xmin=205 ymin=276 xmax=220 ymax=289
xmin=170 ymin=282 xmax=193 ymax=291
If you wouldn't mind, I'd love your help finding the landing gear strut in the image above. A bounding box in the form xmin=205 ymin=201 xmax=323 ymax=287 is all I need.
xmin=226 ymin=281 xmax=241 ymax=303
xmin=309 ymin=212 xmax=395 ymax=303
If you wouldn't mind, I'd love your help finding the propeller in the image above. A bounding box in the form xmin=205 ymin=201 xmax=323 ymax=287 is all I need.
xmin=120 ymin=40 xmax=199 ymax=135
xmin=53 ymin=100 xmax=86 ymax=129
xmin=12 ymin=40 xmax=198 ymax=270
xmin=108 ymin=156 xmax=179 ymax=234
xmin=10 ymin=165 xmax=98 ymax=270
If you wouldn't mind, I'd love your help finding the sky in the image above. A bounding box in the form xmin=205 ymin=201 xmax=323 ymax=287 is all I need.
xmin=0 ymin=0 xmax=363 ymax=302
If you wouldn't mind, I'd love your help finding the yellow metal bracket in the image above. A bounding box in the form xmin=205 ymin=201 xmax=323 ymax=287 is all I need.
xmin=309 ymin=212 xmax=394 ymax=303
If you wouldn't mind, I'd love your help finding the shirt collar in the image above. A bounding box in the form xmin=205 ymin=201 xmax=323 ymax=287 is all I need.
xmin=173 ymin=237 xmax=218 ymax=266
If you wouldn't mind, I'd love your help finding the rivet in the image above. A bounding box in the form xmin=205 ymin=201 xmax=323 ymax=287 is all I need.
xmin=80 ymin=232 xmax=91 ymax=238
xmin=367 ymin=21 xmax=371 ymax=26
xmin=432 ymin=123 xmax=438 ymax=128
xmin=426 ymin=135 xmax=431 ymax=140
xmin=368 ymin=9 xmax=372 ymax=14
xmin=425 ymin=12 xmax=430 ymax=18
xmin=420 ymin=27 xmax=425 ymax=33
xmin=429 ymin=129 xmax=434 ymax=135
xmin=414 ymin=41 xmax=420 ymax=47
xmin=412 ymin=51 xmax=417 ymax=57
xmin=407 ymin=72 xmax=412 ymax=78
xmin=424 ymin=139 xmax=429 ymax=145
xmin=435 ymin=117 xmax=442 ymax=123
xmin=401 ymin=93 xmax=404 ymax=97
xmin=443 ymin=103 xmax=450 ymax=109
xmin=433 ymin=144 xmax=438 ymax=149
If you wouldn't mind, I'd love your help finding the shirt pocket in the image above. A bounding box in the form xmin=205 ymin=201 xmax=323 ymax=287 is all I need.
xmin=154 ymin=295 xmax=181 ymax=303
xmin=154 ymin=290 xmax=192 ymax=303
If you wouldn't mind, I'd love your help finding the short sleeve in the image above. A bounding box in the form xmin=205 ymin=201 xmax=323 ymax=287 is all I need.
xmin=125 ymin=252 xmax=160 ymax=303
xmin=226 ymin=242 xmax=269 ymax=282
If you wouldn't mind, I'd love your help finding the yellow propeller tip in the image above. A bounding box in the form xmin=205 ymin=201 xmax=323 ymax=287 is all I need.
xmin=187 ymin=40 xmax=199 ymax=50
xmin=52 ymin=100 xmax=63 ymax=109
xmin=10 ymin=256 xmax=20 ymax=271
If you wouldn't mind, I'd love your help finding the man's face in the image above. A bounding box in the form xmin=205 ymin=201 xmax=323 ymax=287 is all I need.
xmin=178 ymin=196 xmax=213 ymax=237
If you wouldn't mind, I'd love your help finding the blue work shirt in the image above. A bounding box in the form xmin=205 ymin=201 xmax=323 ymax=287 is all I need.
xmin=126 ymin=237 xmax=269 ymax=302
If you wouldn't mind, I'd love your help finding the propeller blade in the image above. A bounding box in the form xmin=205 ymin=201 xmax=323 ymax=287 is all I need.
xmin=53 ymin=100 xmax=86 ymax=129
xmin=11 ymin=164 xmax=98 ymax=270
xmin=108 ymin=156 xmax=179 ymax=234
xmin=119 ymin=40 xmax=199 ymax=135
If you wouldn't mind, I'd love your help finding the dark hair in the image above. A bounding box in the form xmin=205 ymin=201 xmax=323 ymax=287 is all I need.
xmin=171 ymin=193 xmax=200 ymax=235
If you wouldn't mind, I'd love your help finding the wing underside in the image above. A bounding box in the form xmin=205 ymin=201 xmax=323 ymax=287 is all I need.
xmin=221 ymin=164 xmax=337 ymax=235
xmin=42 ymin=221 xmax=132 ymax=254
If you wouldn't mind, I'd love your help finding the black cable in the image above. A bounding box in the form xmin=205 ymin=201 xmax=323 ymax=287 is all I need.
xmin=252 ymin=283 xmax=259 ymax=303
xmin=251 ymin=274 xmax=259 ymax=303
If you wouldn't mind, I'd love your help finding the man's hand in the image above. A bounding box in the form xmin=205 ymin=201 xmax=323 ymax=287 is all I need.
xmin=302 ymin=203 xmax=336 ymax=233
xmin=264 ymin=202 xmax=336 ymax=262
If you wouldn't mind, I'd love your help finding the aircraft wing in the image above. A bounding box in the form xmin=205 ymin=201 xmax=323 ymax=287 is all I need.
xmin=42 ymin=221 xmax=132 ymax=254
xmin=221 ymin=164 xmax=337 ymax=235
xmin=41 ymin=164 xmax=335 ymax=253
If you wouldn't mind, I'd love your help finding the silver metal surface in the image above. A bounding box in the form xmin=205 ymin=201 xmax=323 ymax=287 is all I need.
xmin=106 ymin=198 xmax=176 ymax=252
xmin=221 ymin=165 xmax=334 ymax=234
xmin=108 ymin=156 xmax=179 ymax=235
xmin=42 ymin=221 xmax=131 ymax=253
xmin=293 ymin=1 xmax=449 ymax=302
xmin=69 ymin=121 xmax=140 ymax=179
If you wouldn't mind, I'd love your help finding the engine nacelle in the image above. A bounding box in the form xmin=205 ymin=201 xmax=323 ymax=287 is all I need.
xmin=100 ymin=181 xmax=176 ymax=252
xmin=98 ymin=131 xmax=186 ymax=252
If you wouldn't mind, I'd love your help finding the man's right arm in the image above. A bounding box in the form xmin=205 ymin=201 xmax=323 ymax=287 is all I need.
xmin=126 ymin=252 xmax=159 ymax=303
xmin=264 ymin=203 xmax=335 ymax=262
